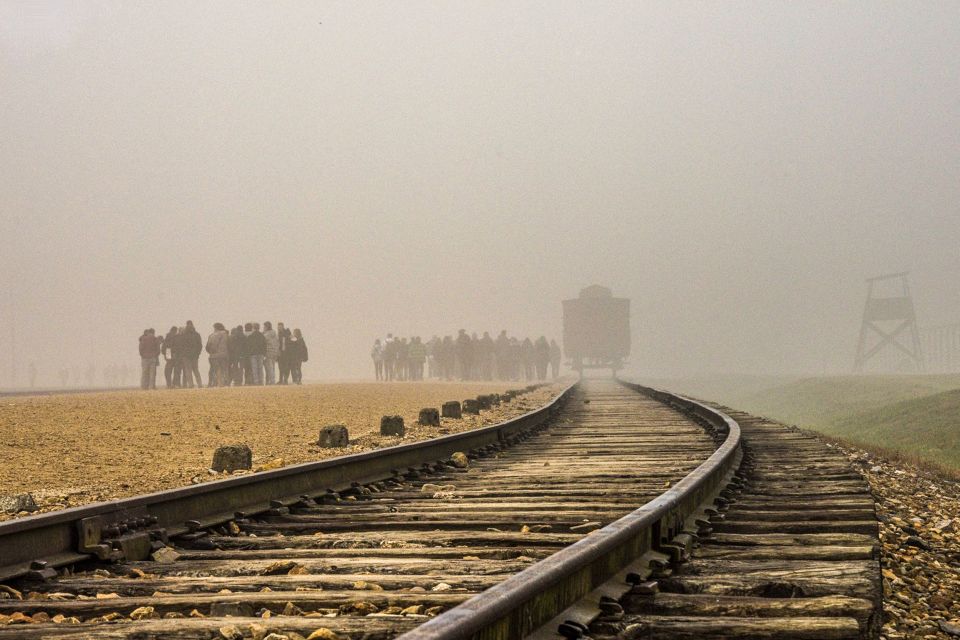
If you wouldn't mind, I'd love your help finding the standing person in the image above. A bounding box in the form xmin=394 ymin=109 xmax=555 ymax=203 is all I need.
xmin=408 ymin=336 xmax=426 ymax=381
xmin=180 ymin=321 xmax=204 ymax=388
xmin=262 ymin=321 xmax=279 ymax=385
xmin=383 ymin=335 xmax=397 ymax=381
xmin=455 ymin=329 xmax=473 ymax=381
xmin=247 ymin=322 xmax=266 ymax=385
xmin=534 ymin=336 xmax=550 ymax=381
xmin=440 ymin=335 xmax=455 ymax=380
xmin=509 ymin=337 xmax=522 ymax=380
xmin=277 ymin=323 xmax=292 ymax=384
xmin=227 ymin=326 xmax=243 ymax=386
xmin=520 ymin=337 xmax=534 ymax=381
xmin=138 ymin=328 xmax=161 ymax=390
xmin=479 ymin=332 xmax=495 ymax=380
xmin=241 ymin=323 xmax=254 ymax=384
xmin=162 ymin=326 xmax=179 ymax=388
xmin=288 ymin=328 xmax=308 ymax=384
xmin=206 ymin=323 xmax=230 ymax=387
xmin=172 ymin=327 xmax=186 ymax=387
xmin=494 ymin=330 xmax=510 ymax=380
xmin=426 ymin=336 xmax=439 ymax=379
xmin=397 ymin=338 xmax=410 ymax=381
xmin=371 ymin=339 xmax=384 ymax=381
xmin=549 ymin=339 xmax=562 ymax=379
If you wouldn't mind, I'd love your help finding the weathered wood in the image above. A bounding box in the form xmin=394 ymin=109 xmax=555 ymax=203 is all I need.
xmin=0 ymin=589 xmax=469 ymax=617
xmin=205 ymin=530 xmax=580 ymax=549
xmin=38 ymin=572 xmax=507 ymax=596
xmin=623 ymin=593 xmax=874 ymax=621
xmin=694 ymin=545 xmax=876 ymax=562
xmin=706 ymin=532 xmax=877 ymax=547
xmin=0 ymin=615 xmax=421 ymax=639
xmin=711 ymin=520 xmax=878 ymax=535
xmin=607 ymin=614 xmax=862 ymax=639
xmin=119 ymin=556 xmax=537 ymax=578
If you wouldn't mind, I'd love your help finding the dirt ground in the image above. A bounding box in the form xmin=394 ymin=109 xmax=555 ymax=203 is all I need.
xmin=0 ymin=381 xmax=566 ymax=522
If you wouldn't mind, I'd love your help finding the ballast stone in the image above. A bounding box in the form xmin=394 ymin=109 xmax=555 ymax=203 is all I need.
xmin=0 ymin=493 xmax=38 ymax=514
xmin=210 ymin=601 xmax=253 ymax=617
xmin=318 ymin=425 xmax=349 ymax=448
xmin=380 ymin=415 xmax=405 ymax=437
xmin=212 ymin=444 xmax=253 ymax=473
xmin=441 ymin=401 xmax=462 ymax=418
xmin=418 ymin=408 xmax=440 ymax=426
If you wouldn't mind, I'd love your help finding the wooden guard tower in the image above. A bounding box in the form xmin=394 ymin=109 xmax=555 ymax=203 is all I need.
xmin=854 ymin=272 xmax=924 ymax=372
xmin=562 ymin=285 xmax=630 ymax=376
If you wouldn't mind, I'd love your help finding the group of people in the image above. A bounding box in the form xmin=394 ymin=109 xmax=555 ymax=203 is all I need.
xmin=138 ymin=321 xmax=308 ymax=390
xmin=370 ymin=330 xmax=562 ymax=382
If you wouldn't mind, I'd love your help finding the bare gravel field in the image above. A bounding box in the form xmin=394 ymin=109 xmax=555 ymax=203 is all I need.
xmin=0 ymin=381 xmax=566 ymax=522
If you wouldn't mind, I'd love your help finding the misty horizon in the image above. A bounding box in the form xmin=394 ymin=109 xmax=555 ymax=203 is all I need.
xmin=2 ymin=2 xmax=959 ymax=386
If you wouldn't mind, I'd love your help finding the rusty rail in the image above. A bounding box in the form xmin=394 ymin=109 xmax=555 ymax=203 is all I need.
xmin=0 ymin=383 xmax=574 ymax=582
xmin=398 ymin=380 xmax=742 ymax=640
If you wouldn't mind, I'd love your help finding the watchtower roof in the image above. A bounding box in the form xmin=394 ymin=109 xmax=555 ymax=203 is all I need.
xmin=579 ymin=285 xmax=612 ymax=299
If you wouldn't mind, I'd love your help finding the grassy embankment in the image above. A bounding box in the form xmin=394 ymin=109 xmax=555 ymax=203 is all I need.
xmin=637 ymin=374 xmax=960 ymax=473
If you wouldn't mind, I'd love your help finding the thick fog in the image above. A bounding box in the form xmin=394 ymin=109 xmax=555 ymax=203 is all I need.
xmin=1 ymin=2 xmax=959 ymax=386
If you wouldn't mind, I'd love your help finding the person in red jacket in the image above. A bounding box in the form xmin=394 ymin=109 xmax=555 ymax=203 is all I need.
xmin=138 ymin=328 xmax=162 ymax=390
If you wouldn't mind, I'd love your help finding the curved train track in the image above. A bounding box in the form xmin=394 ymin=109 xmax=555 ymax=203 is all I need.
xmin=0 ymin=380 xmax=880 ymax=639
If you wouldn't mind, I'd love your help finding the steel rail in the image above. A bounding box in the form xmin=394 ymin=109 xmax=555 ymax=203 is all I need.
xmin=0 ymin=383 xmax=575 ymax=582
xmin=399 ymin=379 xmax=742 ymax=640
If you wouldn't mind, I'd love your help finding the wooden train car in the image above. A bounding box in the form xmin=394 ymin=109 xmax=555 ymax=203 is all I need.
xmin=562 ymin=285 xmax=630 ymax=373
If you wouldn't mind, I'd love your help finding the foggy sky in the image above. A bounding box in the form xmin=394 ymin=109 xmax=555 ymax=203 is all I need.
xmin=2 ymin=1 xmax=959 ymax=385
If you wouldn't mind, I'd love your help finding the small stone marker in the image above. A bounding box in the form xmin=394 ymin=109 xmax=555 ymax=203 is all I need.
xmin=634 ymin=580 xmax=659 ymax=595
xmin=380 ymin=415 xmax=405 ymax=436
xmin=441 ymin=401 xmax=462 ymax=418
xmin=462 ymin=399 xmax=480 ymax=414
xmin=151 ymin=547 xmax=180 ymax=564
xmin=211 ymin=444 xmax=253 ymax=473
xmin=418 ymin=408 xmax=440 ymax=426
xmin=476 ymin=395 xmax=492 ymax=410
xmin=0 ymin=493 xmax=38 ymax=514
xmin=318 ymin=424 xmax=349 ymax=448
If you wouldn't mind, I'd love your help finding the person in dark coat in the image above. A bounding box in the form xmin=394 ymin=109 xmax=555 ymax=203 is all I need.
xmin=549 ymin=339 xmax=562 ymax=379
xmin=241 ymin=323 xmax=254 ymax=385
xmin=534 ymin=336 xmax=550 ymax=381
xmin=228 ymin=326 xmax=245 ymax=386
xmin=162 ymin=326 xmax=179 ymax=388
xmin=247 ymin=322 xmax=267 ymax=385
xmin=138 ymin=329 xmax=162 ymax=390
xmin=287 ymin=328 xmax=308 ymax=385
xmin=455 ymin=329 xmax=473 ymax=381
xmin=520 ymin=337 xmax=534 ymax=381
xmin=277 ymin=323 xmax=292 ymax=384
xmin=179 ymin=320 xmax=204 ymax=388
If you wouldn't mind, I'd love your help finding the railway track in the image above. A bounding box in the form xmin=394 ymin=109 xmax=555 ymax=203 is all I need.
xmin=583 ymin=406 xmax=882 ymax=640
xmin=0 ymin=380 xmax=881 ymax=639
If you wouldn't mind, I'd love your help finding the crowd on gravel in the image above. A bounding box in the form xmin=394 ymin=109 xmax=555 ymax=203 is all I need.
xmin=138 ymin=321 xmax=308 ymax=390
xmin=370 ymin=330 xmax=562 ymax=382
xmin=830 ymin=442 xmax=960 ymax=639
